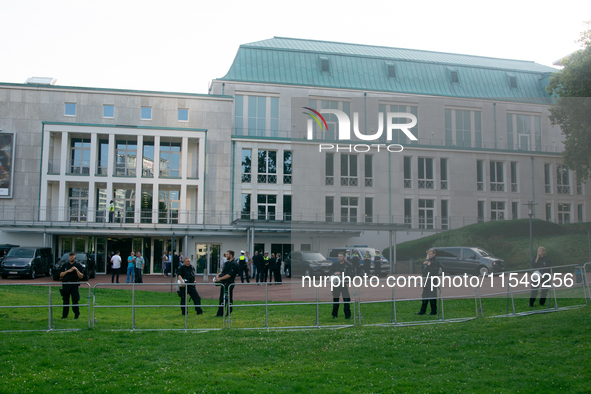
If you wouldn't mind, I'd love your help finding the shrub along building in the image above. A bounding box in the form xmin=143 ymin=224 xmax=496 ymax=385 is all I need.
xmin=0 ymin=38 xmax=587 ymax=276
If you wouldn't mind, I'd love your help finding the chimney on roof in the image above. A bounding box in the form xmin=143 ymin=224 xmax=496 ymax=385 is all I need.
xmin=25 ymin=77 xmax=57 ymax=85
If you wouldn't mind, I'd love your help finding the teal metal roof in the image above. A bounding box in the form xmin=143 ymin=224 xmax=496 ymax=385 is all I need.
xmin=220 ymin=37 xmax=558 ymax=103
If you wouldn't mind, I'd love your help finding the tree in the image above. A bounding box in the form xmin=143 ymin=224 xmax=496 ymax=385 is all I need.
xmin=547 ymin=21 xmax=591 ymax=181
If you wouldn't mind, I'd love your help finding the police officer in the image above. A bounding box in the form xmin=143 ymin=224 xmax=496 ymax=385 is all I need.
xmin=329 ymin=252 xmax=353 ymax=319
xmin=215 ymin=250 xmax=238 ymax=316
xmin=254 ymin=251 xmax=264 ymax=283
xmin=178 ymin=257 xmax=203 ymax=315
xmin=268 ymin=253 xmax=277 ymax=283
xmin=59 ymin=251 xmax=84 ymax=319
xmin=363 ymin=251 xmax=372 ymax=276
xmin=374 ymin=250 xmax=383 ymax=277
xmin=108 ymin=200 xmax=115 ymax=223
xmin=238 ymin=251 xmax=250 ymax=283
xmin=530 ymin=247 xmax=552 ymax=307
xmin=416 ymin=249 xmax=441 ymax=315
xmin=274 ymin=254 xmax=282 ymax=284
xmin=350 ymin=249 xmax=361 ymax=276
xmin=262 ymin=252 xmax=270 ymax=282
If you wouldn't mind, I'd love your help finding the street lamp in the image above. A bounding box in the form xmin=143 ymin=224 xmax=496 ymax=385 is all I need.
xmin=524 ymin=201 xmax=538 ymax=262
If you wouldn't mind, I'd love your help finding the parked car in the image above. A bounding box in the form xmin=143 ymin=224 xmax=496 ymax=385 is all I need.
xmin=53 ymin=252 xmax=96 ymax=281
xmin=0 ymin=247 xmax=53 ymax=279
xmin=431 ymin=247 xmax=505 ymax=275
xmin=327 ymin=246 xmax=390 ymax=276
xmin=284 ymin=251 xmax=333 ymax=278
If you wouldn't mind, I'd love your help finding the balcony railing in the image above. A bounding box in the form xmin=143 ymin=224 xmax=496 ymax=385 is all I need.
xmin=557 ymin=185 xmax=570 ymax=194
xmin=404 ymin=179 xmax=411 ymax=188
xmin=341 ymin=177 xmax=358 ymax=186
xmin=441 ymin=181 xmax=448 ymax=190
xmin=365 ymin=178 xmax=373 ymax=187
xmin=325 ymin=176 xmax=334 ymax=185
xmin=257 ymin=174 xmax=277 ymax=184
xmin=418 ymin=180 xmax=434 ymax=189
xmin=490 ymin=182 xmax=505 ymax=192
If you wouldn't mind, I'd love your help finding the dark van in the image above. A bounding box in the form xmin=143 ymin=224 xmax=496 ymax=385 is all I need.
xmin=0 ymin=247 xmax=54 ymax=279
xmin=432 ymin=247 xmax=505 ymax=275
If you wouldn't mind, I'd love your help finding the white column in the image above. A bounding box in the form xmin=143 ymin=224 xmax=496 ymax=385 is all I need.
xmin=181 ymin=136 xmax=188 ymax=179
xmin=136 ymin=135 xmax=143 ymax=180
xmin=152 ymin=183 xmax=159 ymax=224
xmin=60 ymin=131 xmax=68 ymax=175
xmin=58 ymin=177 xmax=67 ymax=222
xmin=180 ymin=183 xmax=187 ymax=224
xmin=88 ymin=181 xmax=95 ymax=222
xmin=39 ymin=129 xmax=51 ymax=221
xmin=154 ymin=136 xmax=160 ymax=180
xmin=106 ymin=134 xmax=115 ymax=222
xmin=90 ymin=133 xmax=97 ymax=177
xmin=197 ymin=135 xmax=205 ymax=224
xmin=134 ymin=182 xmax=142 ymax=224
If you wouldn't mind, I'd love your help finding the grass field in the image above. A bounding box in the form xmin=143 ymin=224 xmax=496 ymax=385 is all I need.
xmin=0 ymin=286 xmax=590 ymax=393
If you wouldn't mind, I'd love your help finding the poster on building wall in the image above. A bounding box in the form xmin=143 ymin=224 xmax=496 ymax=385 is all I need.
xmin=0 ymin=132 xmax=15 ymax=198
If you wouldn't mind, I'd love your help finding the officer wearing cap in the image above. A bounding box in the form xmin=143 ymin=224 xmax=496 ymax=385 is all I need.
xmin=363 ymin=251 xmax=372 ymax=276
xmin=262 ymin=252 xmax=270 ymax=282
xmin=374 ymin=250 xmax=383 ymax=277
xmin=59 ymin=251 xmax=84 ymax=319
xmin=329 ymin=252 xmax=353 ymax=319
xmin=350 ymin=249 xmax=361 ymax=276
xmin=177 ymin=257 xmax=203 ymax=315
xmin=238 ymin=250 xmax=250 ymax=283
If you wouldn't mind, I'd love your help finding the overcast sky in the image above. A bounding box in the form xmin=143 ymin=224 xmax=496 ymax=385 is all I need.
xmin=1 ymin=0 xmax=589 ymax=94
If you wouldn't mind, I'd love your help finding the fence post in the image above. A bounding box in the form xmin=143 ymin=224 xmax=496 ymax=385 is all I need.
xmin=87 ymin=284 xmax=91 ymax=329
xmin=315 ymin=286 xmax=319 ymax=328
xmin=48 ymin=284 xmax=53 ymax=331
xmin=551 ymin=267 xmax=558 ymax=310
xmin=184 ymin=284 xmax=188 ymax=332
xmin=439 ymin=285 xmax=444 ymax=321
xmin=132 ymin=283 xmax=136 ymax=330
xmin=265 ymin=283 xmax=268 ymax=329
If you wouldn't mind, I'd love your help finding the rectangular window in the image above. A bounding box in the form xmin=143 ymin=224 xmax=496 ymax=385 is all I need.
xmin=325 ymin=153 xmax=334 ymax=185
xmin=257 ymin=194 xmax=276 ymax=220
xmin=512 ymin=202 xmax=519 ymax=220
xmin=478 ymin=201 xmax=485 ymax=223
xmin=103 ymin=105 xmax=114 ymax=118
xmin=365 ymin=155 xmax=373 ymax=187
xmin=270 ymin=97 xmax=279 ymax=137
xmin=325 ymin=196 xmax=334 ymax=222
xmin=158 ymin=190 xmax=180 ymax=224
xmin=241 ymin=149 xmax=252 ymax=183
xmin=578 ymin=204 xmax=583 ymax=223
xmin=507 ymin=113 xmax=514 ymax=150
xmin=235 ymin=95 xmax=244 ymax=135
xmin=160 ymin=141 xmax=181 ymax=178
xmin=142 ymin=140 xmax=154 ymax=177
xmin=283 ymin=150 xmax=292 ymax=184
xmin=545 ymin=164 xmax=552 ymax=193
xmin=380 ymin=104 xmax=418 ymax=144
xmin=97 ymin=139 xmax=109 ymax=175
xmin=491 ymin=201 xmax=505 ymax=221
xmin=283 ymin=195 xmax=292 ymax=221
xmin=404 ymin=156 xmax=412 ymax=188
xmin=65 ymin=103 xmax=76 ymax=116
xmin=577 ymin=180 xmax=583 ymax=195
xmin=115 ymin=139 xmax=137 ymax=176
xmin=308 ymin=99 xmax=350 ymax=141
xmin=558 ymin=203 xmax=571 ymax=224
xmin=557 ymin=165 xmax=570 ymax=194
xmin=546 ymin=203 xmax=552 ymax=221
xmin=248 ymin=96 xmax=266 ymax=137
xmin=340 ymin=197 xmax=358 ymax=223
xmin=418 ymin=199 xmax=434 ymax=229
xmin=508 ymin=114 xmax=542 ymax=151
xmin=140 ymin=190 xmax=152 ymax=223
xmin=257 ymin=150 xmax=277 ymax=184
xmin=365 ymin=197 xmax=373 ymax=223
xmin=69 ymin=187 xmax=88 ymax=222
xmin=516 ymin=114 xmax=531 ymax=151
xmin=510 ymin=162 xmax=518 ymax=192
xmin=178 ymin=109 xmax=189 ymax=122
xmin=456 ymin=110 xmax=472 ymax=148
xmin=70 ymin=138 xmax=90 ymax=174
xmin=440 ymin=158 xmax=448 ymax=190
xmin=418 ymin=157 xmax=434 ymax=189
xmin=340 ymin=154 xmax=358 ymax=186
xmin=141 ymin=107 xmax=152 ymax=120
xmin=477 ymin=160 xmax=484 ymax=191
xmin=446 ymin=109 xmax=481 ymax=148
xmin=441 ymin=200 xmax=449 ymax=229
xmin=404 ymin=199 xmax=412 ymax=225
xmin=490 ymin=161 xmax=504 ymax=191
xmin=114 ymin=188 xmax=136 ymax=223
xmin=241 ymin=194 xmax=251 ymax=219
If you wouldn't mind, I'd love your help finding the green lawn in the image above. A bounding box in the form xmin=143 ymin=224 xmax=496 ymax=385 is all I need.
xmin=0 ymin=285 xmax=590 ymax=393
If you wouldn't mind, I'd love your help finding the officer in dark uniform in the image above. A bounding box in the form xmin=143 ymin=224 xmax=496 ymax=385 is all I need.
xmin=374 ymin=250 xmax=383 ymax=277
xmin=59 ymin=251 xmax=84 ymax=319
xmin=363 ymin=251 xmax=372 ymax=276
xmin=177 ymin=257 xmax=203 ymax=315
xmin=254 ymin=251 xmax=264 ymax=283
xmin=530 ymin=246 xmax=552 ymax=307
xmin=238 ymin=251 xmax=250 ymax=283
xmin=262 ymin=252 xmax=270 ymax=282
xmin=274 ymin=254 xmax=282 ymax=284
xmin=268 ymin=253 xmax=277 ymax=283
xmin=416 ymin=249 xmax=441 ymax=315
xmin=329 ymin=252 xmax=353 ymax=319
xmin=350 ymin=249 xmax=361 ymax=276
xmin=215 ymin=250 xmax=238 ymax=316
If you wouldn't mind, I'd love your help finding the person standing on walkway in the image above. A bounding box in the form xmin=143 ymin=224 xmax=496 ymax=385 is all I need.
xmin=108 ymin=200 xmax=115 ymax=223
xmin=111 ymin=250 xmax=121 ymax=283
xmin=126 ymin=251 xmax=135 ymax=283
xmin=178 ymin=257 xmax=203 ymax=315
xmin=416 ymin=249 xmax=440 ymax=316
xmin=215 ymin=250 xmax=238 ymax=316
xmin=328 ymin=252 xmax=353 ymax=319
xmin=238 ymin=251 xmax=250 ymax=283
xmin=134 ymin=251 xmax=145 ymax=284
xmin=529 ymin=247 xmax=552 ymax=307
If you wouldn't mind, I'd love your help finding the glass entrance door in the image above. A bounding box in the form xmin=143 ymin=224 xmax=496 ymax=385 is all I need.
xmin=195 ymin=243 xmax=221 ymax=274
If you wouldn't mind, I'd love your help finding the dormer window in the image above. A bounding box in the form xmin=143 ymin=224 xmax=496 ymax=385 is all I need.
xmin=386 ymin=62 xmax=396 ymax=78
xmin=510 ymin=75 xmax=517 ymax=88
xmin=450 ymin=70 xmax=459 ymax=83
xmin=320 ymin=56 xmax=330 ymax=73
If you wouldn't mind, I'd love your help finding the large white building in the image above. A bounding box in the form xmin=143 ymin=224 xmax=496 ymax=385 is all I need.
xmin=0 ymin=38 xmax=587 ymax=275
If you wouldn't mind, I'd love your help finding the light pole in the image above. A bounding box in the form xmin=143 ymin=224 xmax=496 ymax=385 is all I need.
xmin=524 ymin=201 xmax=537 ymax=262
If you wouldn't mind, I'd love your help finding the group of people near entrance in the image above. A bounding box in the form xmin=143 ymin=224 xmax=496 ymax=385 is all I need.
xmin=58 ymin=246 xmax=552 ymax=321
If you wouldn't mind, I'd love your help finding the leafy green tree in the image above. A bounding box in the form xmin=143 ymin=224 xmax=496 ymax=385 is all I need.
xmin=547 ymin=21 xmax=591 ymax=181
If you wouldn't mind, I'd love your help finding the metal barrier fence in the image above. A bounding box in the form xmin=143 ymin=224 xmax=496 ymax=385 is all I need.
xmin=0 ymin=264 xmax=589 ymax=332
xmin=227 ymin=282 xmax=356 ymax=330
xmin=92 ymin=282 xmax=224 ymax=332
xmin=0 ymin=282 xmax=92 ymax=332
